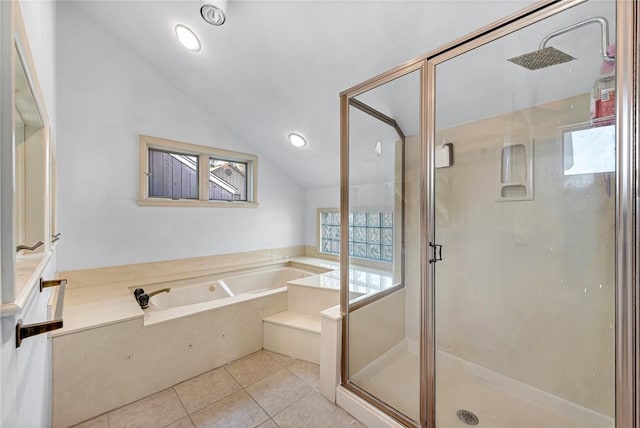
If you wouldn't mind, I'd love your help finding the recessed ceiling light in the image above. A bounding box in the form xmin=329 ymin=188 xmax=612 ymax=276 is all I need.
xmin=201 ymin=0 xmax=228 ymax=26
xmin=175 ymin=24 xmax=201 ymax=52
xmin=288 ymin=133 xmax=307 ymax=148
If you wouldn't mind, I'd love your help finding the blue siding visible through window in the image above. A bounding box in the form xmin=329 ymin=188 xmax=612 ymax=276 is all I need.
xmin=320 ymin=210 xmax=393 ymax=262
xmin=209 ymin=158 xmax=247 ymax=201
xmin=148 ymin=149 xmax=199 ymax=199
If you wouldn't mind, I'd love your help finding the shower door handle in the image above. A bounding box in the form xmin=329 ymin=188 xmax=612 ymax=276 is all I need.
xmin=428 ymin=242 xmax=443 ymax=264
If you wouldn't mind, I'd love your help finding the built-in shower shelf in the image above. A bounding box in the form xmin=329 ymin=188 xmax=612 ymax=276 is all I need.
xmin=263 ymin=310 xmax=321 ymax=364
xmin=496 ymin=137 xmax=534 ymax=202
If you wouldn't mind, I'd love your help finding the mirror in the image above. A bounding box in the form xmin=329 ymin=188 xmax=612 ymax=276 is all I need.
xmin=12 ymin=43 xmax=48 ymax=298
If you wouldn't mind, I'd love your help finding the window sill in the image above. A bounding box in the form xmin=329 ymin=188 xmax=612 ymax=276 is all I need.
xmin=136 ymin=199 xmax=259 ymax=208
xmin=312 ymin=248 xmax=393 ymax=271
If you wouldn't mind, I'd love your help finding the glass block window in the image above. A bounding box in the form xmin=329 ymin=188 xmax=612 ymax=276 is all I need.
xmin=320 ymin=209 xmax=393 ymax=262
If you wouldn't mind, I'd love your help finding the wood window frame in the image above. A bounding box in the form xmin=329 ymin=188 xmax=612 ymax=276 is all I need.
xmin=137 ymin=135 xmax=258 ymax=208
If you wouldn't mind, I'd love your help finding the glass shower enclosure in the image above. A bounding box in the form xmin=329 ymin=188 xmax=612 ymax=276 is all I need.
xmin=339 ymin=1 xmax=636 ymax=427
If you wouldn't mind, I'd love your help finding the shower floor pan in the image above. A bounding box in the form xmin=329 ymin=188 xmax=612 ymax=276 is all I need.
xmin=350 ymin=340 xmax=613 ymax=427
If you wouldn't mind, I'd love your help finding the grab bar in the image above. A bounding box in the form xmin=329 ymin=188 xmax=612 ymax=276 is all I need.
xmin=16 ymin=240 xmax=44 ymax=253
xmin=16 ymin=278 xmax=66 ymax=347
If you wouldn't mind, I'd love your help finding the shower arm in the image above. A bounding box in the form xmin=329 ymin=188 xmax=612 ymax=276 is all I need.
xmin=539 ymin=17 xmax=615 ymax=63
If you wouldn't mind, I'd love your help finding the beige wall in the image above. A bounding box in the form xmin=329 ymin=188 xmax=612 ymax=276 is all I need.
xmin=433 ymin=93 xmax=614 ymax=415
xmin=348 ymin=289 xmax=406 ymax=375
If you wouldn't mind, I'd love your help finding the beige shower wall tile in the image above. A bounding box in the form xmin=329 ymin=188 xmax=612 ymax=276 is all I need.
xmin=431 ymin=93 xmax=615 ymax=414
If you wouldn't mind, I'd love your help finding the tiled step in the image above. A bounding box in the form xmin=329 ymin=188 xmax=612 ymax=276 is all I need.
xmin=287 ymin=283 xmax=340 ymax=316
xmin=263 ymin=311 xmax=321 ymax=364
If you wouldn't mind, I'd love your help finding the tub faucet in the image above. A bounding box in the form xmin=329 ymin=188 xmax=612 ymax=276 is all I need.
xmin=134 ymin=287 xmax=170 ymax=309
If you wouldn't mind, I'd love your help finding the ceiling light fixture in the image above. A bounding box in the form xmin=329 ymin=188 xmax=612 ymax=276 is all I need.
xmin=200 ymin=0 xmax=228 ymax=26
xmin=288 ymin=133 xmax=307 ymax=148
xmin=175 ymin=24 xmax=201 ymax=51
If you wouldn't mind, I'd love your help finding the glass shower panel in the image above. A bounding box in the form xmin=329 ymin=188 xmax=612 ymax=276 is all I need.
xmin=346 ymin=70 xmax=420 ymax=424
xmin=433 ymin=1 xmax=615 ymax=427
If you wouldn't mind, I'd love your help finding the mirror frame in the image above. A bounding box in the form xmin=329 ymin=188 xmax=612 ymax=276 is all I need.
xmin=1 ymin=1 xmax=52 ymax=311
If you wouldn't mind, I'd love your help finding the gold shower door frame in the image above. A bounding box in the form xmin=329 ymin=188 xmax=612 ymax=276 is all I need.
xmin=338 ymin=1 xmax=638 ymax=427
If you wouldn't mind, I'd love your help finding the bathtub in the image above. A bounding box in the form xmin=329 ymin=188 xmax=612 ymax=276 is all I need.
xmin=142 ymin=266 xmax=317 ymax=318
xmin=56 ymin=264 xmax=325 ymax=427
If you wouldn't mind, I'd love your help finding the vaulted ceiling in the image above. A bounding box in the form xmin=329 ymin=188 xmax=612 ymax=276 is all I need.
xmin=69 ymin=1 xmax=613 ymax=188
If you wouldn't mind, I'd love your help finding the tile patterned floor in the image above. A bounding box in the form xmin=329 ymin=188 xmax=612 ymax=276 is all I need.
xmin=72 ymin=350 xmax=365 ymax=428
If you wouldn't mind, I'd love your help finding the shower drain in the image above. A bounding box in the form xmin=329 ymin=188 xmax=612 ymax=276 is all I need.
xmin=456 ymin=409 xmax=479 ymax=426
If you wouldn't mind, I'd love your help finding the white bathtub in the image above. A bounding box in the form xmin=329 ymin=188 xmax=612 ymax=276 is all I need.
xmin=219 ymin=267 xmax=311 ymax=295
xmin=146 ymin=267 xmax=315 ymax=312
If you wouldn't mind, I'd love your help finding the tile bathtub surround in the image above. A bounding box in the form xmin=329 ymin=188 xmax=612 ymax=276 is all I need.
xmin=53 ymin=256 xmax=389 ymax=427
xmin=73 ymin=350 xmax=362 ymax=428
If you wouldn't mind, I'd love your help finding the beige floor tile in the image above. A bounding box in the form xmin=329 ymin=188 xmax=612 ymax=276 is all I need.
xmin=263 ymin=350 xmax=294 ymax=366
xmin=190 ymin=390 xmax=269 ymax=428
xmin=256 ymin=419 xmax=279 ymax=428
xmin=273 ymin=393 xmax=364 ymax=428
xmin=72 ymin=414 xmax=109 ymax=428
xmin=225 ymin=351 xmax=283 ymax=387
xmin=287 ymin=360 xmax=320 ymax=390
xmin=165 ymin=416 xmax=195 ymax=428
xmin=246 ymin=369 xmax=312 ymax=416
xmin=174 ymin=367 xmax=241 ymax=414
xmin=107 ymin=388 xmax=187 ymax=428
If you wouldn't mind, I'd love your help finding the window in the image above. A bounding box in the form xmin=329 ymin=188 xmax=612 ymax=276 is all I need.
xmin=148 ymin=149 xmax=199 ymax=199
xmin=138 ymin=135 xmax=258 ymax=207
xmin=562 ymin=124 xmax=615 ymax=176
xmin=319 ymin=208 xmax=393 ymax=262
xmin=209 ymin=158 xmax=247 ymax=201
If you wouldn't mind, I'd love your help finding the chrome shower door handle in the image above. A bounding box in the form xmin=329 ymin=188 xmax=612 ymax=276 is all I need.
xmin=428 ymin=242 xmax=443 ymax=264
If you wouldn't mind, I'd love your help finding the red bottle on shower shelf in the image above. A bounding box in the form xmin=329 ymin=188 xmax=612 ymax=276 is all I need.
xmin=590 ymin=44 xmax=616 ymax=127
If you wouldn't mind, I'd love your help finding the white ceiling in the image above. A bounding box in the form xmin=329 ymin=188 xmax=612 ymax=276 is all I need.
xmin=68 ymin=0 xmax=614 ymax=189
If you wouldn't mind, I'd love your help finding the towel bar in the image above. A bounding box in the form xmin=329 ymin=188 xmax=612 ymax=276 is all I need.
xmin=16 ymin=278 xmax=66 ymax=347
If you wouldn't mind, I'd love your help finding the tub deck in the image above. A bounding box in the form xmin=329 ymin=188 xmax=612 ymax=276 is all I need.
xmin=52 ymin=256 xmax=394 ymax=337
xmin=51 ymin=254 xmax=395 ymax=427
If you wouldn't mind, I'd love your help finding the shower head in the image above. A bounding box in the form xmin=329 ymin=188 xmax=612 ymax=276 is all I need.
xmin=507 ymin=17 xmax=614 ymax=71
xmin=507 ymin=46 xmax=575 ymax=70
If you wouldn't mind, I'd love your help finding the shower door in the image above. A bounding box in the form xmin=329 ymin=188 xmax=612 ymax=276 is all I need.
xmin=340 ymin=66 xmax=422 ymax=426
xmin=429 ymin=0 xmax=622 ymax=427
